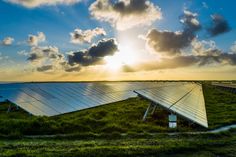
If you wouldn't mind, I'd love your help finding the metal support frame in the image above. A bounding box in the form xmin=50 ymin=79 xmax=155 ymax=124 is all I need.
xmin=6 ymin=102 xmax=19 ymax=113
xmin=143 ymin=102 xmax=156 ymax=121
xmin=7 ymin=103 xmax=12 ymax=113
xmin=151 ymin=105 xmax=157 ymax=115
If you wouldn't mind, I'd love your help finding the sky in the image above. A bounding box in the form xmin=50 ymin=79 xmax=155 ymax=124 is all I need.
xmin=0 ymin=0 xmax=236 ymax=81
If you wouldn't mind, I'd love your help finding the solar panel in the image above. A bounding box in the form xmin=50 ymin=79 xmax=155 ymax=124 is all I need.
xmin=0 ymin=81 xmax=207 ymax=128
xmin=0 ymin=82 xmax=161 ymax=116
xmin=134 ymin=83 xmax=208 ymax=128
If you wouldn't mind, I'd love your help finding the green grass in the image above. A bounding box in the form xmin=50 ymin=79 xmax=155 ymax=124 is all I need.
xmin=0 ymin=131 xmax=236 ymax=157
xmin=203 ymin=84 xmax=236 ymax=129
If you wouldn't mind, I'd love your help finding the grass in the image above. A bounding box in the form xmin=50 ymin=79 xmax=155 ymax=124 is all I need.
xmin=203 ymin=83 xmax=236 ymax=129
xmin=0 ymin=131 xmax=236 ymax=157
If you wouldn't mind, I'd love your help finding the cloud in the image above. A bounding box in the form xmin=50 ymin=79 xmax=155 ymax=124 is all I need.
xmin=146 ymin=30 xmax=195 ymax=56
xmin=27 ymin=46 xmax=67 ymax=72
xmin=64 ymin=65 xmax=81 ymax=72
xmin=36 ymin=65 xmax=53 ymax=72
xmin=1 ymin=37 xmax=14 ymax=46
xmin=145 ymin=10 xmax=200 ymax=56
xmin=89 ymin=0 xmax=162 ymax=30
xmin=28 ymin=32 xmax=46 ymax=46
xmin=0 ymin=52 xmax=9 ymax=60
xmin=26 ymin=38 xmax=118 ymax=73
xmin=122 ymin=56 xmax=199 ymax=72
xmin=5 ymin=0 xmax=81 ymax=8
xmin=68 ymin=38 xmax=118 ymax=66
xmin=123 ymin=53 xmax=236 ymax=72
xmin=123 ymin=39 xmax=236 ymax=72
xmin=27 ymin=46 xmax=62 ymax=62
xmin=202 ymin=2 xmax=208 ymax=9
xmin=17 ymin=50 xmax=29 ymax=56
xmin=207 ymin=14 xmax=231 ymax=37
xmin=180 ymin=10 xmax=201 ymax=32
xmin=230 ymin=41 xmax=236 ymax=54
xmin=191 ymin=40 xmax=221 ymax=56
xmin=70 ymin=27 xmax=106 ymax=44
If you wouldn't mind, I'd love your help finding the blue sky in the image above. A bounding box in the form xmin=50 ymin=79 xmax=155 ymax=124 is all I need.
xmin=0 ymin=0 xmax=236 ymax=81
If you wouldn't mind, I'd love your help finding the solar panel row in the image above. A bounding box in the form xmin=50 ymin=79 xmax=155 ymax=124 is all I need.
xmin=0 ymin=82 xmax=169 ymax=116
xmin=212 ymin=83 xmax=236 ymax=89
xmin=0 ymin=82 xmax=208 ymax=128
xmin=134 ymin=83 xmax=208 ymax=128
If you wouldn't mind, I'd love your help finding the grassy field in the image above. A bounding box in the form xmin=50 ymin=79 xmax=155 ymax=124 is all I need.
xmin=0 ymin=83 xmax=236 ymax=156
xmin=0 ymin=130 xmax=236 ymax=157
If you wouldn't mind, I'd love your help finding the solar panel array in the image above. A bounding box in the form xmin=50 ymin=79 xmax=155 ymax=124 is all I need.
xmin=0 ymin=82 xmax=208 ymax=127
xmin=212 ymin=83 xmax=236 ymax=89
xmin=0 ymin=82 xmax=168 ymax=116
xmin=134 ymin=83 xmax=208 ymax=128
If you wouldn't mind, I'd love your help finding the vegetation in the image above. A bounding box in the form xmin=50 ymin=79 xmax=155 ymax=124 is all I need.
xmin=0 ymin=130 xmax=236 ymax=157
xmin=203 ymin=83 xmax=236 ymax=129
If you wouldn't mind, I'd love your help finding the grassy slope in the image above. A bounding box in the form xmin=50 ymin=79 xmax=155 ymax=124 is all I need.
xmin=0 ymin=97 xmax=197 ymax=136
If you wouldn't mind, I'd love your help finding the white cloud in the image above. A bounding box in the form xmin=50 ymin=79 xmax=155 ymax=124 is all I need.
xmin=27 ymin=46 xmax=67 ymax=72
xmin=230 ymin=41 xmax=236 ymax=54
xmin=2 ymin=37 xmax=14 ymax=45
xmin=5 ymin=0 xmax=81 ymax=8
xmin=202 ymin=2 xmax=208 ymax=9
xmin=0 ymin=52 xmax=9 ymax=60
xmin=181 ymin=10 xmax=200 ymax=28
xmin=17 ymin=50 xmax=29 ymax=56
xmin=28 ymin=32 xmax=46 ymax=46
xmin=70 ymin=27 xmax=106 ymax=44
xmin=89 ymin=0 xmax=162 ymax=30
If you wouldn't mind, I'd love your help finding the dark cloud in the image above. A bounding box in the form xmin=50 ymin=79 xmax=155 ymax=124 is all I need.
xmin=89 ymin=0 xmax=161 ymax=30
xmin=68 ymin=51 xmax=103 ymax=66
xmin=122 ymin=49 xmax=236 ymax=72
xmin=207 ymin=14 xmax=231 ymax=37
xmin=146 ymin=10 xmax=201 ymax=56
xmin=36 ymin=65 xmax=53 ymax=72
xmin=146 ymin=30 xmax=195 ymax=56
xmin=113 ymin=0 xmax=149 ymax=15
xmin=68 ymin=38 xmax=118 ymax=66
xmin=26 ymin=39 xmax=118 ymax=73
xmin=88 ymin=38 xmax=118 ymax=57
xmin=64 ymin=65 xmax=81 ymax=72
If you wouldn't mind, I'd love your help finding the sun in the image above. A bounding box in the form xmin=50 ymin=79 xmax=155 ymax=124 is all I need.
xmin=104 ymin=44 xmax=139 ymax=71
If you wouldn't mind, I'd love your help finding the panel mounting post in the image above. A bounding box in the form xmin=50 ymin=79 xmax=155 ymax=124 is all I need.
xmin=143 ymin=102 xmax=154 ymax=121
xmin=151 ymin=105 xmax=157 ymax=115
